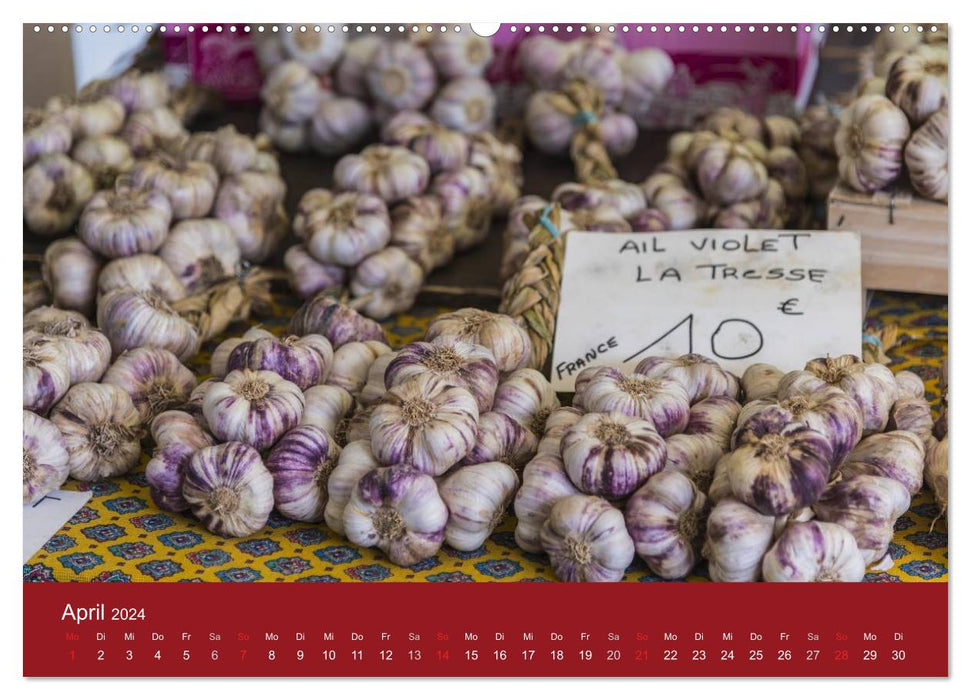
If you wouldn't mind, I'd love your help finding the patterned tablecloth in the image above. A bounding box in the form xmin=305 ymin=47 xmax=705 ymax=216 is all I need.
xmin=23 ymin=291 xmax=948 ymax=584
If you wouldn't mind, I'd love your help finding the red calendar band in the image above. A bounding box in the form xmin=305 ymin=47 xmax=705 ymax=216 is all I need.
xmin=24 ymin=582 xmax=947 ymax=677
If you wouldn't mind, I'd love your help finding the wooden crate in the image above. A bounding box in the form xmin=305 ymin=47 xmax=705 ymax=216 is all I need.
xmin=827 ymin=183 xmax=948 ymax=295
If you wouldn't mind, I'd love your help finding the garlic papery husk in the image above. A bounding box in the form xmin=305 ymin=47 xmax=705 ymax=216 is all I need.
xmin=389 ymin=195 xmax=442 ymax=274
xmin=203 ymin=369 xmax=305 ymax=451
xmin=128 ymin=155 xmax=218 ymax=221
xmin=23 ymin=154 xmax=95 ymax=236
xmin=63 ymin=95 xmax=127 ymax=139
xmin=183 ymin=442 xmax=274 ymax=537
xmin=812 ymin=474 xmax=911 ymax=566
xmin=887 ymin=395 xmax=934 ymax=446
xmin=562 ymin=411 xmax=667 ymax=498
xmin=625 ymin=470 xmax=706 ymax=580
xmin=261 ymin=60 xmax=322 ymax=123
xmin=292 ymin=188 xmax=334 ymax=239
xmin=641 ymin=172 xmax=702 ymax=230
xmin=734 ymin=389 xmax=864 ymax=468
xmin=894 ymin=370 xmax=926 ymax=400
xmin=24 ymin=279 xmax=51 ymax=315
xmin=386 ymin=116 xmax=471 ymax=175
xmin=834 ymin=95 xmax=910 ymax=192
xmin=344 ymin=466 xmax=448 ymax=566
xmin=49 ymin=382 xmax=143 ymax=480
xmin=358 ymin=352 xmax=396 ymax=407
xmin=79 ymin=187 xmax=172 ymax=258
xmin=541 ymin=494 xmax=634 ymax=582
xmin=284 ymin=244 xmax=346 ymax=300
xmin=366 ymin=41 xmax=437 ymax=111
xmin=23 ymin=410 xmax=70 ymax=503
xmin=289 ymin=293 xmax=388 ymax=348
xmin=431 ymin=166 xmax=492 ymax=251
xmin=765 ymin=146 xmax=809 ymax=201
xmin=424 ymin=308 xmax=532 ymax=374
xmin=159 ymin=218 xmax=242 ymax=294
xmin=662 ymin=433 xmax=725 ymax=492
xmin=24 ymin=109 xmax=72 ymax=166
xmin=517 ymin=35 xmax=575 ymax=90
xmin=102 ymin=347 xmax=196 ymax=423
xmin=581 ymin=369 xmax=691 ymax=437
xmin=109 ymin=70 xmax=170 ymax=112
xmin=24 ymin=323 xmax=110 ymax=387
xmin=634 ymin=354 xmax=741 ymax=404
xmin=310 ymin=96 xmax=372 ymax=156
xmin=324 ymin=440 xmax=380 ymax=534
xmin=537 ymin=407 xmax=584 ymax=457
xmin=430 ymin=77 xmax=496 ymax=134
xmin=349 ymin=247 xmax=425 ymax=320
xmin=41 ymin=236 xmax=102 ymax=316
xmin=301 ymin=385 xmax=355 ymax=436
xmin=571 ymin=366 xmax=602 ymax=411
xmin=98 ymin=254 xmax=187 ymax=302
xmin=514 ymin=452 xmax=580 ymax=553
xmin=145 ymin=410 xmax=214 ymax=512
xmin=258 ymin=108 xmax=310 ymax=152
xmin=693 ymin=139 xmax=768 ymax=205
xmin=209 ymin=327 xmax=273 ymax=378
xmin=712 ymin=178 xmax=788 ymax=230
xmin=925 ymin=435 xmax=948 ymax=515
xmin=553 ymin=179 xmax=647 ymax=219
xmin=741 ymin=362 xmax=784 ymax=402
xmin=777 ymin=355 xmax=898 ymax=434
xmin=762 ymin=521 xmax=865 ymax=582
xmin=839 ymin=430 xmax=926 ymax=495
xmin=468 ymin=131 xmax=523 ymax=214
xmin=904 ymin=107 xmax=948 ymax=201
xmin=492 ymin=368 xmax=561 ymax=439
xmin=601 ymin=111 xmax=639 ymax=158
xmin=96 ymin=288 xmax=199 ymax=361
xmin=121 ymin=107 xmax=187 ymax=156
xmin=227 ymin=333 xmax=334 ymax=391
xmin=523 ymin=90 xmax=577 ymax=155
xmin=885 ymin=45 xmax=948 ymax=126
xmin=335 ymin=36 xmax=382 ymax=98
xmin=428 ymin=28 xmax=494 ymax=79
xmin=266 ymin=424 xmax=342 ymax=523
xmin=440 ymin=461 xmax=520 ymax=551
xmin=182 ymin=125 xmax=259 ymax=176
xmin=327 ymin=340 xmax=393 ymax=396
xmin=702 ymin=497 xmax=778 ymax=582
xmin=561 ymin=39 xmax=625 ymax=107
xmin=215 ymin=170 xmax=289 ymax=263
xmin=763 ymin=115 xmax=801 ymax=148
xmin=627 ymin=207 xmax=669 ymax=232
xmin=303 ymin=191 xmax=391 ymax=267
xmin=334 ymin=145 xmax=431 ymax=204
xmin=684 ymin=396 xmax=742 ymax=450
xmin=462 ymin=412 xmax=538 ymax=469
xmin=699 ymin=106 xmax=765 ymax=143
xmin=24 ymin=306 xmax=90 ymax=332
xmin=280 ymin=28 xmax=346 ymax=73
xmin=23 ymin=335 xmax=72 ymax=414
xmin=620 ymin=48 xmax=675 ymax=125
xmin=385 ymin=339 xmax=499 ymax=414
xmin=370 ymin=374 xmax=479 ymax=475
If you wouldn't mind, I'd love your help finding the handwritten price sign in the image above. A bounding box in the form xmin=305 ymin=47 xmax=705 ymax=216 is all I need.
xmin=550 ymin=230 xmax=862 ymax=391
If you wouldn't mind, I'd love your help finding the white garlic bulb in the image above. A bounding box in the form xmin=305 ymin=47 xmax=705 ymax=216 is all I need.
xmin=158 ymin=218 xmax=242 ymax=293
xmin=634 ymin=354 xmax=740 ymax=404
xmin=885 ymin=45 xmax=948 ymax=126
xmin=261 ymin=60 xmax=322 ymax=123
xmin=358 ymin=353 xmax=396 ymax=407
xmin=517 ymin=35 xmax=576 ymax=90
xmin=203 ymin=369 xmax=305 ymax=451
xmin=350 ymin=247 xmax=425 ymax=320
xmin=514 ymin=452 xmax=580 ymax=553
xmin=693 ymin=138 xmax=768 ymax=205
xmin=293 ymin=188 xmax=334 ymax=239
xmin=23 ymin=154 xmax=95 ymax=236
xmin=834 ymin=95 xmax=910 ymax=192
xmin=226 ymin=333 xmax=334 ymax=391
xmin=904 ymin=107 xmax=948 ymax=201
xmin=541 ymin=494 xmax=635 ymax=582
xmin=366 ymin=41 xmax=437 ymax=111
xmin=430 ymin=166 xmax=492 ymax=252
xmin=23 ymin=410 xmax=70 ymax=504
xmin=310 ymin=96 xmax=372 ymax=156
xmin=703 ymin=497 xmax=779 ymax=582
xmin=553 ymin=179 xmax=647 ymax=219
xmin=334 ymin=145 xmax=431 ymax=204
xmin=121 ymin=107 xmax=186 ymax=156
xmin=620 ymin=48 xmax=675 ymax=125
xmin=214 ymin=170 xmax=289 ymax=263
xmin=430 ymin=77 xmax=496 ymax=134
xmin=425 ymin=308 xmax=532 ymax=374
xmin=561 ymin=39 xmax=625 ymax=107
xmin=280 ymin=28 xmax=346 ymax=73
xmin=625 ymin=470 xmax=707 ymax=579
xmin=324 ymin=440 xmax=380 ymax=535
xmin=284 ymin=244 xmax=346 ymax=300
xmin=440 ymin=461 xmax=520 ymax=551
xmin=641 ymin=172 xmax=702 ymax=231
xmin=23 ymin=336 xmax=72 ymax=415
xmin=97 ymin=288 xmax=200 ymax=361
xmin=301 ymin=384 xmax=355 ymax=436
xmin=102 ymin=347 xmax=197 ymax=423
xmin=335 ymin=36 xmax=383 ymax=99
xmin=385 ymin=339 xmax=498 ymax=414
xmin=840 ymin=430 xmax=926 ymax=495
xmin=41 ymin=236 xmax=102 ymax=316
xmin=110 ymin=70 xmax=171 ymax=112
xmin=210 ymin=327 xmax=274 ymax=379
xmin=491 ymin=367 xmax=561 ymax=440
xmin=462 ymin=411 xmax=538 ymax=469
xmin=78 ymin=187 xmax=172 ymax=258
xmin=741 ymin=362 xmax=784 ymax=402
xmin=62 ymin=95 xmax=127 ymax=138
xmin=258 ymin=107 xmax=310 ymax=152
xmin=71 ymin=135 xmax=134 ymax=188
xmin=537 ymin=406 xmax=583 ymax=457
xmin=523 ymin=91 xmax=575 ymax=155
xmin=145 ymin=410 xmax=214 ymax=512
xmin=23 ymin=310 xmax=111 ymax=384
xmin=50 ymin=382 xmax=143 ymax=481
xmin=467 ymin=131 xmax=523 ymax=214
xmin=128 ymin=155 xmax=218 ymax=221
xmin=386 ymin=112 xmax=471 ymax=175
xmin=662 ymin=432 xmax=725 ymax=492
xmin=98 ymin=254 xmax=186 ymax=302
xmin=389 ymin=195 xmax=442 ymax=274
xmin=266 ymin=424 xmax=342 ymax=523
xmin=582 ymin=369 xmax=691 ymax=437
xmin=24 ymin=109 xmax=72 ymax=166
xmin=304 ymin=191 xmax=391 ymax=267
xmin=762 ymin=521 xmax=865 ymax=582
xmin=427 ymin=28 xmax=494 ymax=79
xmin=601 ymin=111 xmax=639 ymax=158
xmin=327 ymin=340 xmax=393 ymax=395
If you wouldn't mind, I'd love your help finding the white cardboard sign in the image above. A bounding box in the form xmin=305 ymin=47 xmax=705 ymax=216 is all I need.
xmin=550 ymin=230 xmax=862 ymax=391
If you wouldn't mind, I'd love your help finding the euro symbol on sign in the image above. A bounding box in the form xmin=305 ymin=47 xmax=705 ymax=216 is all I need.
xmin=778 ymin=298 xmax=803 ymax=315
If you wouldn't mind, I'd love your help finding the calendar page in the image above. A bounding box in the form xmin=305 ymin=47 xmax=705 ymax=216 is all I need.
xmin=21 ymin=15 xmax=950 ymax=683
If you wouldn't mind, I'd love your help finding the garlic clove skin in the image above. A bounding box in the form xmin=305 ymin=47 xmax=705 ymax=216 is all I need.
xmin=684 ymin=395 xmax=742 ymax=449
xmin=358 ymin=352 xmax=396 ymax=408
xmin=335 ymin=145 xmax=431 ymax=205
xmin=183 ymin=442 xmax=274 ymax=538
xmin=625 ymin=470 xmax=707 ymax=579
xmin=41 ymin=237 xmax=102 ymax=316
xmin=634 ymin=354 xmax=740 ymax=404
xmin=904 ymin=107 xmax=948 ymax=201
xmin=23 ymin=154 xmax=95 ymax=237
xmin=741 ymin=362 xmax=784 ymax=402
xmin=430 ymin=77 xmax=497 ymax=134
xmin=289 ymin=293 xmax=389 ymax=348
xmin=461 ymin=412 xmax=538 ymax=469
xmin=146 ymin=409 xmax=214 ymax=512
xmin=492 ymin=367 xmax=561 ymax=439
xmin=97 ymin=288 xmax=200 ymax=362
xmin=894 ymin=370 xmax=927 ymax=400
xmin=562 ymin=411 xmax=667 ymax=499
xmin=366 ymin=41 xmax=438 ymax=112
xmin=839 ymin=430 xmax=926 ymax=495
xmin=79 ymin=188 xmax=173 ymax=259
xmin=23 ymin=410 xmax=71 ymax=504
xmin=310 ymin=96 xmax=373 ymax=157
xmin=581 ymin=368 xmax=691 ymax=437
xmin=536 ymin=406 xmax=583 ymax=457
xmin=726 ymin=425 xmax=834 ymax=516
xmin=101 ymin=347 xmax=197 ymax=424
xmin=385 ymin=339 xmax=499 ymax=414
xmin=301 ymin=384 xmax=356 ymax=436
xmin=324 ymin=440 xmax=380 ymax=535
xmin=424 ymin=308 xmax=532 ymax=374
xmin=23 ymin=335 xmax=72 ymax=415
xmin=343 ymin=466 xmax=448 ymax=567
xmin=203 ymin=369 xmax=305 ymax=451
xmin=427 ymin=28 xmax=494 ymax=79
xmin=813 ymin=474 xmax=911 ymax=566
xmin=98 ymin=254 xmax=187 ymax=303
xmin=304 ymin=191 xmax=392 ymax=267
xmin=514 ymin=452 xmax=580 ymax=552
xmin=227 ymin=333 xmax=334 ymax=391
xmin=266 ymin=425 xmax=342 ymax=523
xmin=702 ymin=497 xmax=778 ymax=582
xmin=663 ymin=432 xmax=726 ymax=493
xmin=620 ymin=48 xmax=675 ymax=125
xmin=440 ymin=461 xmax=520 ymax=551
xmin=762 ymin=521 xmax=865 ymax=582
xmin=210 ymin=327 xmax=274 ymax=379
xmin=50 ymin=382 xmax=143 ymax=481
xmin=540 ymin=494 xmax=635 ymax=583
xmin=834 ymin=95 xmax=910 ymax=193
xmin=327 ymin=340 xmax=393 ymax=396
xmin=158 ymin=218 xmax=242 ymax=294
xmin=885 ymin=45 xmax=948 ymax=127
xmin=370 ymin=374 xmax=479 ymax=475
xmin=349 ymin=247 xmax=425 ymax=321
